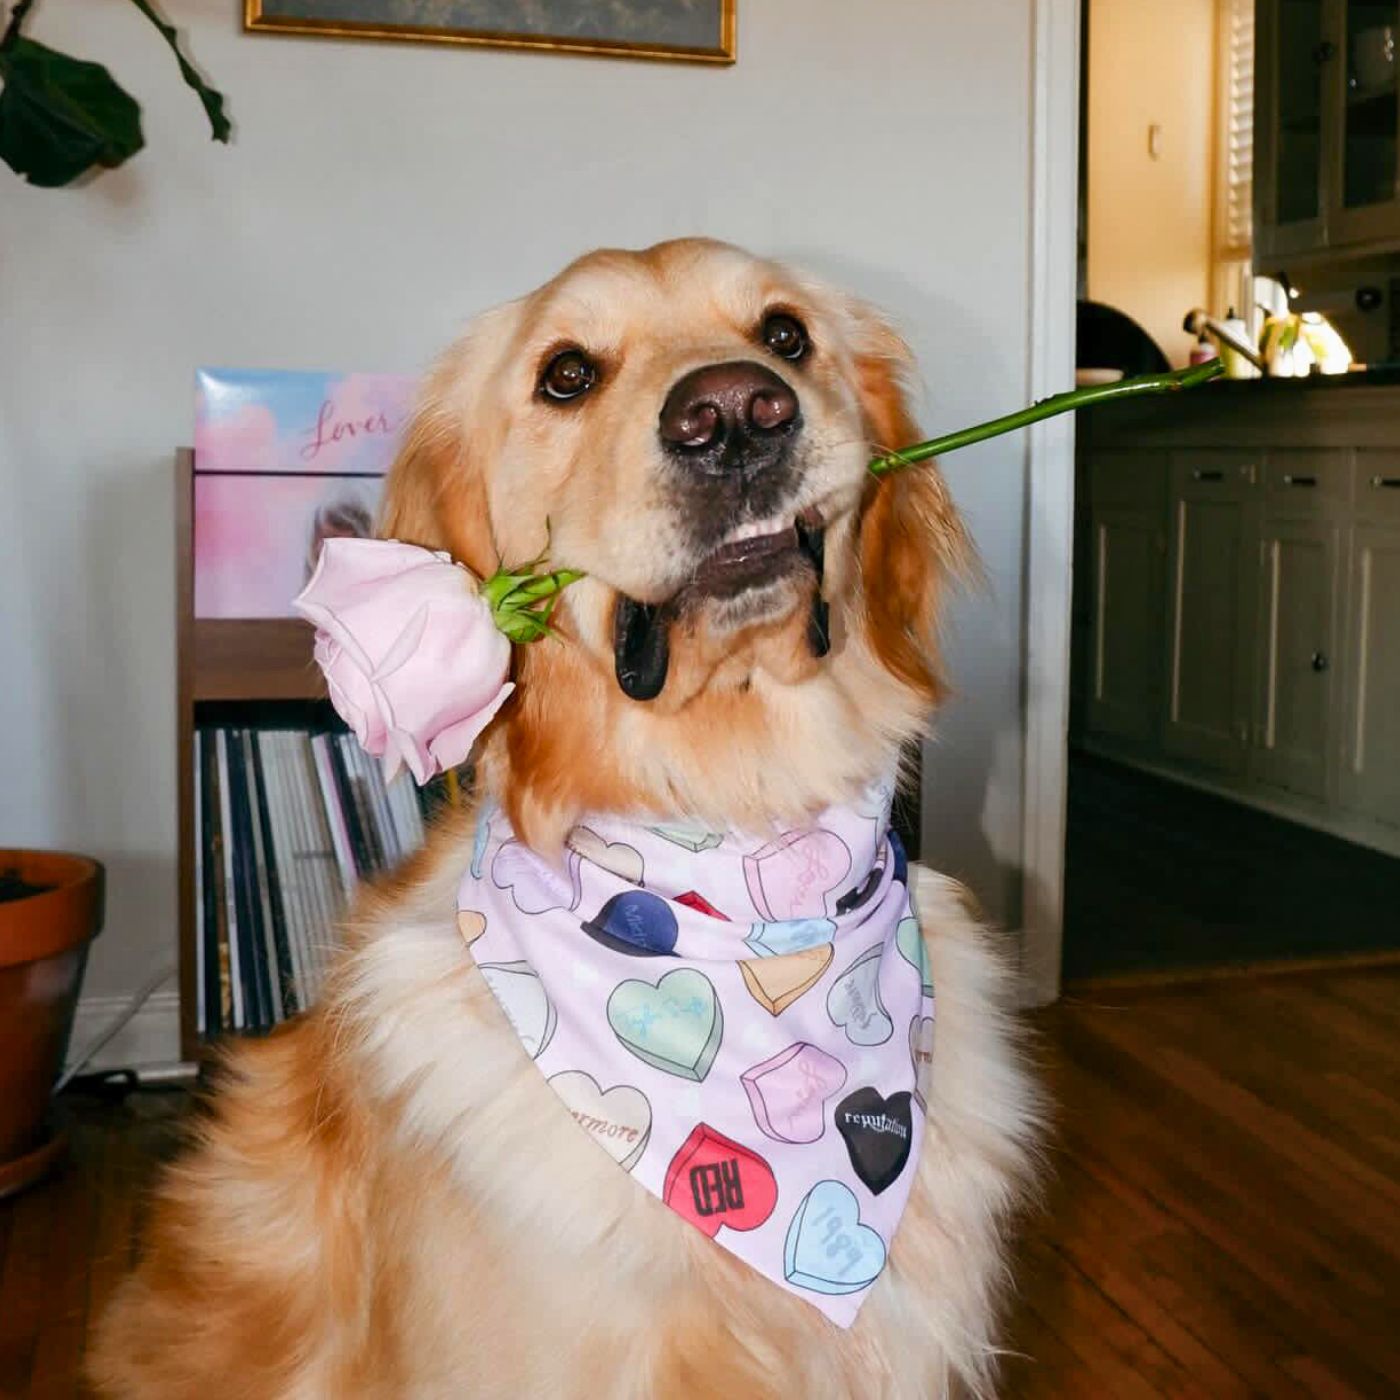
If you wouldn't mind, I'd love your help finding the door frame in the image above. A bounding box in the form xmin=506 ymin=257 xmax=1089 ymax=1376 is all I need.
xmin=1019 ymin=0 xmax=1082 ymax=1005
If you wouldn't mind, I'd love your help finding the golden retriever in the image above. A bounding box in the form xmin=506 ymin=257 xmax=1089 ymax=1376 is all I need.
xmin=93 ymin=238 xmax=1038 ymax=1398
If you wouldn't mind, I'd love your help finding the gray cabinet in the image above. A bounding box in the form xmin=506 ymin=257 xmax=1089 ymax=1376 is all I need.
xmin=1163 ymin=454 xmax=1260 ymax=775
xmin=1083 ymin=407 xmax=1400 ymax=855
xmin=1256 ymin=0 xmax=1400 ymax=261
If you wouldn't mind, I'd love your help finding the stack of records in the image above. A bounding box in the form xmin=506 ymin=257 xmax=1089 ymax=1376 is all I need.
xmin=192 ymin=725 xmax=443 ymax=1037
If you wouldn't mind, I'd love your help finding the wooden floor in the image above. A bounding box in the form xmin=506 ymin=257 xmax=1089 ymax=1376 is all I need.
xmin=2 ymin=970 xmax=1397 ymax=1398
xmin=0 ymin=1083 xmax=186 ymax=1399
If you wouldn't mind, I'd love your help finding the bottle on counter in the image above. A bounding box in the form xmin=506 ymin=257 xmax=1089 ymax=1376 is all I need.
xmin=1219 ymin=308 xmax=1263 ymax=380
xmin=1189 ymin=334 xmax=1219 ymax=366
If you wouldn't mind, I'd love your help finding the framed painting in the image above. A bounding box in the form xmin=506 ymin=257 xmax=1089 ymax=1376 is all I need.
xmin=245 ymin=0 xmax=736 ymax=64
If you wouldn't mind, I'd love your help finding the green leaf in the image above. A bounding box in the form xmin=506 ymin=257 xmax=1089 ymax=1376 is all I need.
xmin=0 ymin=37 xmax=143 ymax=186
xmin=496 ymin=610 xmax=555 ymax=644
xmin=123 ymin=0 xmax=230 ymax=143
xmin=480 ymin=570 xmax=532 ymax=609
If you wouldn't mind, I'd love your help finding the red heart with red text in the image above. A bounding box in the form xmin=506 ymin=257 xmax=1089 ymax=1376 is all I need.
xmin=662 ymin=1124 xmax=777 ymax=1238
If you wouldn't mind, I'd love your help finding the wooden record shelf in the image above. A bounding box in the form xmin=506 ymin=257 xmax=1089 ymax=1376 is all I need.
xmin=174 ymin=449 xmax=326 ymax=1059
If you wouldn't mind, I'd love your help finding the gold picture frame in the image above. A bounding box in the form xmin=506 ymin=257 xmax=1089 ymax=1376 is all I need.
xmin=244 ymin=0 xmax=736 ymax=65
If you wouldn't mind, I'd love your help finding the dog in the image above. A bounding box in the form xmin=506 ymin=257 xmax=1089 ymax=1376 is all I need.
xmin=93 ymin=239 xmax=1039 ymax=1398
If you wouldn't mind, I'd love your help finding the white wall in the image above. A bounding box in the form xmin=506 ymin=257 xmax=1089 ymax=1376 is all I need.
xmin=0 ymin=0 xmax=1034 ymax=1046
xmin=1087 ymin=0 xmax=1216 ymax=366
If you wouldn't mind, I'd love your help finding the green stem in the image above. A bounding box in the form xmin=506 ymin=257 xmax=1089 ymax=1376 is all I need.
xmin=122 ymin=0 xmax=231 ymax=142
xmin=866 ymin=360 xmax=1224 ymax=477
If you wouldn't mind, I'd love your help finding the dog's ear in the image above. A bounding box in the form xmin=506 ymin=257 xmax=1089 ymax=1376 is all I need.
xmin=850 ymin=303 xmax=971 ymax=706
xmin=378 ymin=338 xmax=499 ymax=579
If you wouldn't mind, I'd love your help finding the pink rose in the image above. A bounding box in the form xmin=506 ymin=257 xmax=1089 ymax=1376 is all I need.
xmin=294 ymin=538 xmax=514 ymax=784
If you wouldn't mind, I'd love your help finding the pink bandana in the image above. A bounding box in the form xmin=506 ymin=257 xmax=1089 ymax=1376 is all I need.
xmin=457 ymin=784 xmax=933 ymax=1327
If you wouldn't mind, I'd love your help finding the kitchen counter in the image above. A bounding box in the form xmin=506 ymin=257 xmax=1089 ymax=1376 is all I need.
xmin=1084 ymin=367 xmax=1400 ymax=449
xmin=1203 ymin=364 xmax=1400 ymax=390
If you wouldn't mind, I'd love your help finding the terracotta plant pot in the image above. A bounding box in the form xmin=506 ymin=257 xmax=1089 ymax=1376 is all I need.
xmin=0 ymin=850 xmax=104 ymax=1198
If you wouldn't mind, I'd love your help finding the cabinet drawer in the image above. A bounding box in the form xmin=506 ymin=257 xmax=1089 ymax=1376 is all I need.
xmin=1264 ymin=451 xmax=1350 ymax=513
xmin=1355 ymin=452 xmax=1400 ymax=523
xmin=1171 ymin=451 xmax=1259 ymax=497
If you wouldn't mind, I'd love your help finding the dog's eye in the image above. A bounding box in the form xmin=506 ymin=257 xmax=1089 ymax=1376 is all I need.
xmin=540 ymin=348 xmax=598 ymax=402
xmin=761 ymin=312 xmax=809 ymax=362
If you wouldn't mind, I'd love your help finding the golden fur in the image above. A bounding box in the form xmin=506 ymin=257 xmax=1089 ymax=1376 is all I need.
xmin=93 ymin=240 xmax=1038 ymax=1398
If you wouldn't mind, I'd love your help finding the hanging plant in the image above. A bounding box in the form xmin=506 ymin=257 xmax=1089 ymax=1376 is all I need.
xmin=0 ymin=0 xmax=229 ymax=187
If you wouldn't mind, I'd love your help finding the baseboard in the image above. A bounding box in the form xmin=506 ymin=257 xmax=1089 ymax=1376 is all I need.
xmin=1078 ymin=738 xmax=1400 ymax=861
xmin=1062 ymin=946 xmax=1400 ymax=995
xmin=65 ymin=989 xmax=183 ymax=1074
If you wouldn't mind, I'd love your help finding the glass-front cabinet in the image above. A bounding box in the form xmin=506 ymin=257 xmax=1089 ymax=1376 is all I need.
xmin=1258 ymin=0 xmax=1328 ymax=256
xmin=1334 ymin=0 xmax=1400 ymax=240
xmin=1257 ymin=0 xmax=1400 ymax=259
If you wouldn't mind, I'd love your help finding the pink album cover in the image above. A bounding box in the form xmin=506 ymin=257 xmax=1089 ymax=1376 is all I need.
xmin=194 ymin=472 xmax=387 ymax=619
xmin=193 ymin=369 xmax=418 ymax=619
xmin=195 ymin=368 xmax=416 ymax=476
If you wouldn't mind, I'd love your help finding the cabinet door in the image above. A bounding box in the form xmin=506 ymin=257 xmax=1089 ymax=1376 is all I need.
xmin=1257 ymin=0 xmax=1332 ymax=257
xmin=1252 ymin=518 xmax=1341 ymax=800
xmin=1089 ymin=506 xmax=1165 ymax=744
xmin=1328 ymin=0 xmax=1400 ymax=247
xmin=1340 ymin=526 xmax=1400 ymax=826
xmin=1163 ymin=456 xmax=1258 ymax=774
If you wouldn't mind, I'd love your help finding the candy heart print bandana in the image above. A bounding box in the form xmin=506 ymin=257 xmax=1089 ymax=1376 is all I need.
xmin=457 ymin=788 xmax=935 ymax=1327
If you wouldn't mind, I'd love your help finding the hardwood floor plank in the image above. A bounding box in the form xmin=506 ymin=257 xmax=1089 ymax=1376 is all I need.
xmin=1088 ymin=1004 xmax=1400 ymax=1224
xmin=1058 ymin=1141 xmax=1392 ymax=1397
xmin=1012 ymin=1236 xmax=1176 ymax=1398
xmin=1001 ymin=1295 xmax=1110 ymax=1399
xmin=1056 ymin=1005 xmax=1400 ymax=1293
xmin=1315 ymin=973 xmax=1400 ymax=1034
xmin=1025 ymin=1154 xmax=1276 ymax=1397
xmin=0 ymin=1149 xmax=57 ymax=1395
xmin=26 ymin=1145 xmax=97 ymax=1400
xmin=0 ymin=1185 xmax=14 ymax=1310
xmin=1047 ymin=1015 xmax=1400 ymax=1395
xmin=1279 ymin=1353 xmax=1376 ymax=1399
xmin=1262 ymin=977 xmax=1400 ymax=1069
xmin=1140 ymin=989 xmax=1400 ymax=1175
xmin=1059 ymin=1148 xmax=1361 ymax=1398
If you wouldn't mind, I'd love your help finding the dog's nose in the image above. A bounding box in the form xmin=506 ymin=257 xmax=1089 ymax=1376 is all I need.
xmin=658 ymin=361 xmax=800 ymax=471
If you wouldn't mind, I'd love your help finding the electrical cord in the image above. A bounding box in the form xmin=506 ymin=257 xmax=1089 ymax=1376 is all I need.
xmin=54 ymin=963 xmax=177 ymax=1095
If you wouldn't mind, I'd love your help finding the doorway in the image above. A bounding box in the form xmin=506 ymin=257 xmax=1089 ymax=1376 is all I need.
xmin=1057 ymin=0 xmax=1400 ymax=985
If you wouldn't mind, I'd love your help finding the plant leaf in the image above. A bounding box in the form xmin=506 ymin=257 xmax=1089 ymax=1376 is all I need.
xmin=0 ymin=38 xmax=143 ymax=186
xmin=123 ymin=0 xmax=230 ymax=142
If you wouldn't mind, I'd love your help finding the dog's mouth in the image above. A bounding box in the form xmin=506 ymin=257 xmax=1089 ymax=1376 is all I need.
xmin=692 ymin=520 xmax=802 ymax=595
xmin=613 ymin=510 xmax=828 ymax=702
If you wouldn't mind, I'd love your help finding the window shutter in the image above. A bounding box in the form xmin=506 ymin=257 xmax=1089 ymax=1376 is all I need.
xmin=1219 ymin=0 xmax=1255 ymax=260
